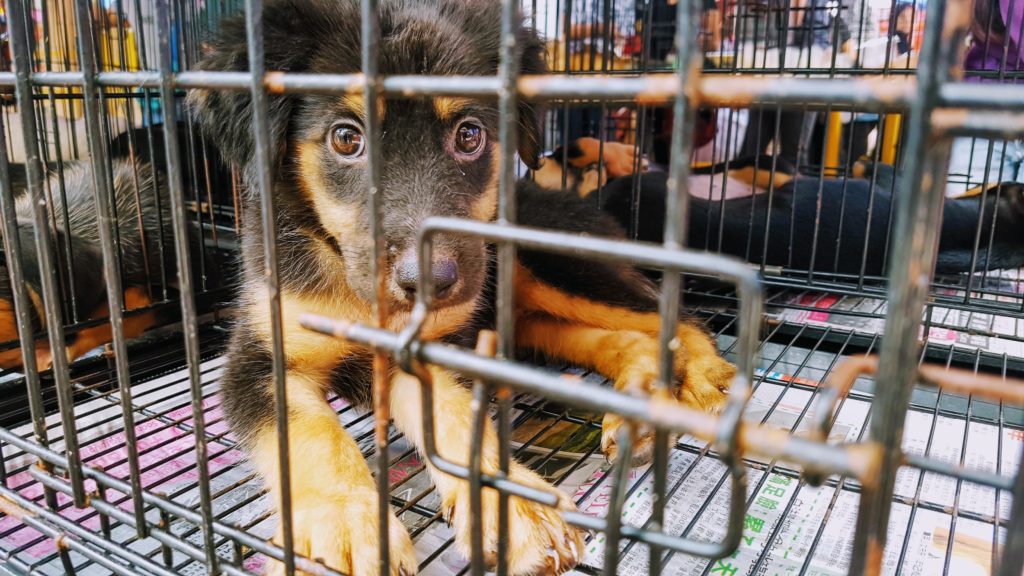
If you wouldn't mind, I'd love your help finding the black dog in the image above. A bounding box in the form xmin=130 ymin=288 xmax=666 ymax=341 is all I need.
xmin=190 ymin=1 xmax=736 ymax=574
xmin=579 ymin=158 xmax=1024 ymax=277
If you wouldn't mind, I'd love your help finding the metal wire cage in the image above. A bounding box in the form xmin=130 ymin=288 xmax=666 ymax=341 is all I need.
xmin=0 ymin=1 xmax=1019 ymax=576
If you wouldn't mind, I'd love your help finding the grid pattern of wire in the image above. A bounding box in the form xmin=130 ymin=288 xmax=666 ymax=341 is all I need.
xmin=0 ymin=0 xmax=1019 ymax=576
xmin=1 ymin=313 xmax=1018 ymax=576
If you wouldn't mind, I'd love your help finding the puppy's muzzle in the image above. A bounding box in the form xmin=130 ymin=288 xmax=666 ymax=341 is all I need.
xmin=394 ymin=253 xmax=460 ymax=303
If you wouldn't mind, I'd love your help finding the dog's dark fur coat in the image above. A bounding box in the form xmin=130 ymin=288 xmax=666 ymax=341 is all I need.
xmin=592 ymin=168 xmax=1024 ymax=276
xmin=0 ymin=123 xmax=229 ymax=370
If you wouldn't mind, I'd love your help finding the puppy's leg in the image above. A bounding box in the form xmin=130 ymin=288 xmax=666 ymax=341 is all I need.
xmin=0 ymin=285 xmax=54 ymax=371
xmin=390 ymin=366 xmax=584 ymax=575
xmin=63 ymin=287 xmax=160 ymax=364
xmin=515 ymin=267 xmax=735 ymax=406
xmin=0 ymin=298 xmax=25 ymax=369
xmin=251 ymin=372 xmax=416 ymax=576
xmin=516 ymin=315 xmax=733 ymax=465
xmin=570 ymin=137 xmax=648 ymax=178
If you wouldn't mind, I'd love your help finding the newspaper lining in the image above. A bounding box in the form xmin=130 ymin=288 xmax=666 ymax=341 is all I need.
xmin=772 ymin=273 xmax=1024 ymax=358
xmin=0 ymin=354 xmax=1017 ymax=575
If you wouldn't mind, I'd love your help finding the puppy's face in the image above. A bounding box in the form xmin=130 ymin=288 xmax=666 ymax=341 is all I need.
xmin=192 ymin=0 xmax=545 ymax=315
xmin=293 ymin=95 xmax=499 ymax=310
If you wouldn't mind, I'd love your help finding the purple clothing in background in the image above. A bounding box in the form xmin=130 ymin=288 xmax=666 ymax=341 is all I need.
xmin=964 ymin=0 xmax=1024 ymax=80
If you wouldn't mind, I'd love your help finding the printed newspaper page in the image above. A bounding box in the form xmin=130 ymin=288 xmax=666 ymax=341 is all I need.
xmin=0 ymin=359 xmax=1017 ymax=576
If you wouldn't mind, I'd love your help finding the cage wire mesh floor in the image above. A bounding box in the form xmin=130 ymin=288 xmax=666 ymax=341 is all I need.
xmin=0 ymin=304 xmax=1018 ymax=576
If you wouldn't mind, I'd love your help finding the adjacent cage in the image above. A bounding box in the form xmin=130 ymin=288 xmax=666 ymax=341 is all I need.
xmin=0 ymin=1 xmax=1018 ymax=576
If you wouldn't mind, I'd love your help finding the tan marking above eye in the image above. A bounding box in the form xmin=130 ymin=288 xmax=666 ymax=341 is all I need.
xmin=433 ymin=97 xmax=474 ymax=121
xmin=338 ymin=94 xmax=386 ymax=121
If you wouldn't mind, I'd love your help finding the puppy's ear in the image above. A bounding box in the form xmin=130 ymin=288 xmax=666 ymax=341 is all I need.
xmin=187 ymin=3 xmax=319 ymax=172
xmin=516 ymin=25 xmax=546 ymax=170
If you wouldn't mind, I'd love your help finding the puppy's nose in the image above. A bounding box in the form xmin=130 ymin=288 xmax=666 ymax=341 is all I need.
xmin=395 ymin=256 xmax=460 ymax=301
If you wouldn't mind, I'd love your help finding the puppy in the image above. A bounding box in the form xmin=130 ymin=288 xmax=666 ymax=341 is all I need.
xmin=191 ymin=1 xmax=736 ymax=574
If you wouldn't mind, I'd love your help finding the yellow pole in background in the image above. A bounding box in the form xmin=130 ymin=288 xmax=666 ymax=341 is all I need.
xmin=881 ymin=113 xmax=902 ymax=165
xmin=824 ymin=111 xmax=843 ymax=175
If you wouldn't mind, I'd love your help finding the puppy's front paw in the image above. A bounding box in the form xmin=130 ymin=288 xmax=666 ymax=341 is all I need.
xmin=601 ymin=140 xmax=648 ymax=178
xmin=444 ymin=463 xmax=584 ymax=575
xmin=266 ymin=490 xmax=417 ymax=576
xmin=602 ymin=412 xmax=662 ymax=467
xmin=677 ymin=353 xmax=734 ymax=414
xmin=601 ymin=353 xmax=734 ymax=467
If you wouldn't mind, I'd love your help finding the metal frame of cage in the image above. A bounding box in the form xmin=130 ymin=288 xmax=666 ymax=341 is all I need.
xmin=0 ymin=0 xmax=1019 ymax=575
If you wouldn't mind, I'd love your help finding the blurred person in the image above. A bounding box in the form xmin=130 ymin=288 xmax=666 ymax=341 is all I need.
xmin=554 ymin=0 xmax=635 ymax=143
xmin=846 ymin=2 xmax=922 ymax=166
xmin=892 ymin=1 xmax=917 ymax=55
xmin=738 ymin=0 xmax=851 ymax=169
xmin=790 ymin=0 xmax=851 ymax=51
xmin=946 ymin=0 xmax=1024 ymax=196
xmin=640 ymin=0 xmax=726 ymax=168
xmin=642 ymin=0 xmax=723 ymax=62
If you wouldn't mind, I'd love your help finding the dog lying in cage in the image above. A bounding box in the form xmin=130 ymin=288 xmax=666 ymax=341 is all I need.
xmin=0 ymin=125 xmax=226 ymax=371
xmin=542 ymin=143 xmax=1024 ymax=277
xmin=187 ymin=0 xmax=737 ymax=574
xmin=0 ymin=160 xmax=164 ymax=370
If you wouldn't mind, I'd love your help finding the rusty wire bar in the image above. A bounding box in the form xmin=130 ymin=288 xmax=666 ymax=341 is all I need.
xmin=3 ymin=69 xmax=1024 ymax=114
xmin=240 ymin=1 xmax=294 ymax=575
xmin=357 ymin=0 xmax=394 ymax=573
xmin=493 ymin=2 xmax=524 ymax=573
xmin=847 ymin=0 xmax=969 ymax=570
xmin=69 ymin=0 xmax=148 ymax=538
xmin=468 ymin=331 xmax=498 ymax=576
xmin=602 ymin=424 xmax=633 ymax=576
xmin=649 ymin=0 xmax=708 ymax=571
xmin=1000 ymin=463 xmax=1024 ymax=576
xmin=5 ymin=0 xmax=85 ymax=506
xmin=0 ymin=43 xmax=72 ymax=575
xmin=0 ymin=81 xmax=48 ymax=480
xmin=811 ymin=355 xmax=1023 ymax=491
xmin=156 ymin=0 xmax=219 ymax=570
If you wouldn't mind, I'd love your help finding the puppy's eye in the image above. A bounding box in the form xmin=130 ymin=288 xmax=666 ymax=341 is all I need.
xmin=329 ymin=124 xmax=365 ymax=159
xmin=453 ymin=121 xmax=485 ymax=158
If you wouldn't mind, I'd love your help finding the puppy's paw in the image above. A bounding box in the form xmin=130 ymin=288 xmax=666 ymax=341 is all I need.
xmin=266 ymin=490 xmax=417 ymax=576
xmin=602 ymin=141 xmax=648 ymax=178
xmin=677 ymin=353 xmax=734 ymax=414
xmin=600 ymin=354 xmax=734 ymax=467
xmin=602 ymin=412 xmax=664 ymax=467
xmin=445 ymin=463 xmax=584 ymax=575
xmin=573 ymin=137 xmax=647 ymax=179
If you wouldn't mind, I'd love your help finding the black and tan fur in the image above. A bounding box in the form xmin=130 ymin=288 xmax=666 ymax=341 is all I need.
xmin=542 ymin=144 xmax=1024 ymax=277
xmin=190 ymin=1 xmax=736 ymax=575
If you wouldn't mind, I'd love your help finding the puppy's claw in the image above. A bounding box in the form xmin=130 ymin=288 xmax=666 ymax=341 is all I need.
xmin=265 ymin=491 xmax=417 ymax=576
xmin=445 ymin=462 xmax=584 ymax=575
xmin=601 ymin=413 xmax=668 ymax=467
